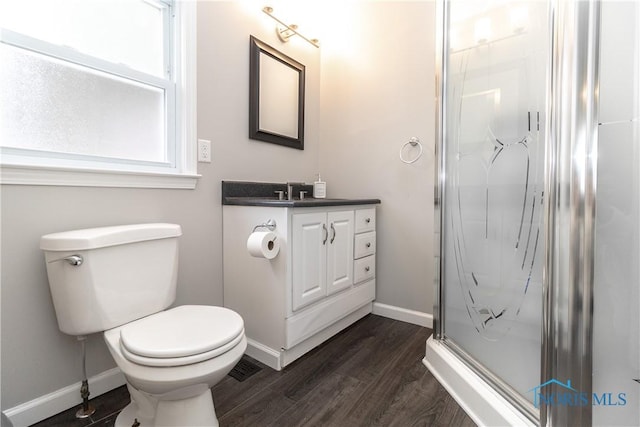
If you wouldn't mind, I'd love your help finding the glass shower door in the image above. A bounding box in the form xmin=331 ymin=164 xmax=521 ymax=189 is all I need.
xmin=593 ymin=1 xmax=640 ymax=425
xmin=440 ymin=0 xmax=549 ymax=412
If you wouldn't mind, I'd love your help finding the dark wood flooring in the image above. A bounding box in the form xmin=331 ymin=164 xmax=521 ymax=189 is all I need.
xmin=31 ymin=315 xmax=475 ymax=427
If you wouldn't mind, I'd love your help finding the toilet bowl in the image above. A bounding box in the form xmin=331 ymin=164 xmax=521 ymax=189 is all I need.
xmin=40 ymin=224 xmax=247 ymax=426
xmin=104 ymin=306 xmax=247 ymax=426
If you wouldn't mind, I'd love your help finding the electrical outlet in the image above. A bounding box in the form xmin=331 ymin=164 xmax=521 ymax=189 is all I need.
xmin=198 ymin=139 xmax=211 ymax=163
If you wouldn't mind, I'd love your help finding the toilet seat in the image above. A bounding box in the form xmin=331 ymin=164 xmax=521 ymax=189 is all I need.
xmin=121 ymin=329 xmax=245 ymax=367
xmin=119 ymin=305 xmax=245 ymax=367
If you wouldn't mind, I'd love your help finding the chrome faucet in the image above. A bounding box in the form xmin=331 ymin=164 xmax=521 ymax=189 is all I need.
xmin=286 ymin=182 xmax=306 ymax=201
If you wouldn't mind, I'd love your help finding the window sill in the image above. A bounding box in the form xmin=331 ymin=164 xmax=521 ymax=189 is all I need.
xmin=0 ymin=163 xmax=200 ymax=189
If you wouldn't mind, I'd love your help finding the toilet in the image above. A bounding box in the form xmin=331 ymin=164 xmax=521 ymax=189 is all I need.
xmin=40 ymin=223 xmax=246 ymax=427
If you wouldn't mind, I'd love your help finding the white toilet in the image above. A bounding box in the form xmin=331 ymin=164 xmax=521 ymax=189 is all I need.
xmin=40 ymin=223 xmax=247 ymax=427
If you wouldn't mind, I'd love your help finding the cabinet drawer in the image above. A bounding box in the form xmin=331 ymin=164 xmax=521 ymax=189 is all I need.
xmin=354 ymin=255 xmax=375 ymax=284
xmin=354 ymin=231 xmax=376 ymax=259
xmin=355 ymin=208 xmax=376 ymax=233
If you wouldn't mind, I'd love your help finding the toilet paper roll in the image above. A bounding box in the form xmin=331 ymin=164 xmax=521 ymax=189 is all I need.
xmin=246 ymin=231 xmax=280 ymax=259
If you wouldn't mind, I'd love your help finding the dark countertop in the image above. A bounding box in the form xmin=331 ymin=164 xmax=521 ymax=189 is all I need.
xmin=223 ymin=196 xmax=381 ymax=207
xmin=222 ymin=181 xmax=380 ymax=207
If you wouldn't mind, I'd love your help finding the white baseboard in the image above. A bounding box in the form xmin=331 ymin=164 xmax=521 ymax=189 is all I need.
xmin=245 ymin=338 xmax=282 ymax=371
xmin=4 ymin=368 xmax=126 ymax=427
xmin=372 ymin=302 xmax=433 ymax=328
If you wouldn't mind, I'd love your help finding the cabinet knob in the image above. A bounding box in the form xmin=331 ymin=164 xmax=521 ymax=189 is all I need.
xmin=365 ymin=218 xmax=371 ymax=224
xmin=365 ymin=266 xmax=370 ymax=272
xmin=366 ymin=242 xmax=371 ymax=248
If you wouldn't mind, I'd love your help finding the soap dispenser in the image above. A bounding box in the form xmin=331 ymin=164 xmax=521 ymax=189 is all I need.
xmin=313 ymin=174 xmax=326 ymax=199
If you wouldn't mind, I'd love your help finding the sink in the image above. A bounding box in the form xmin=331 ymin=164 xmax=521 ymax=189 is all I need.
xmin=221 ymin=182 xmax=380 ymax=208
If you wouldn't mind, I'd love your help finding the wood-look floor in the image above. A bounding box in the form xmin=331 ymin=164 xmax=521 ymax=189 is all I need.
xmin=31 ymin=315 xmax=475 ymax=427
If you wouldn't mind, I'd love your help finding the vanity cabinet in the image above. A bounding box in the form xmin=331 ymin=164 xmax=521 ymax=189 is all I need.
xmin=291 ymin=210 xmax=354 ymax=311
xmin=223 ymin=197 xmax=378 ymax=371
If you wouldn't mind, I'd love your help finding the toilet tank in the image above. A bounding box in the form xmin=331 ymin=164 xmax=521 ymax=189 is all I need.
xmin=40 ymin=223 xmax=182 ymax=336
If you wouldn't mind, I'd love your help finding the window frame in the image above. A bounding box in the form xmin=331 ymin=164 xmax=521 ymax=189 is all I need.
xmin=0 ymin=0 xmax=199 ymax=189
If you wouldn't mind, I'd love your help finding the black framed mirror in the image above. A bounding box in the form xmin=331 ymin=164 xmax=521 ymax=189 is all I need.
xmin=249 ymin=36 xmax=305 ymax=150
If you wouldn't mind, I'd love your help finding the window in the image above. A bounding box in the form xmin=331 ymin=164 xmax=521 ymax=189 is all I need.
xmin=0 ymin=0 xmax=198 ymax=188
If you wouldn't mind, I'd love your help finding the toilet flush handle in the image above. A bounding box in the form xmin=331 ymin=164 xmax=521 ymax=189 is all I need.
xmin=48 ymin=255 xmax=84 ymax=266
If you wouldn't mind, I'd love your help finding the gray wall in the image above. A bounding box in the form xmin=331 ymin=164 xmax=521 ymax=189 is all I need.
xmin=0 ymin=0 xmax=436 ymax=414
xmin=319 ymin=1 xmax=436 ymax=314
xmin=0 ymin=186 xmax=224 ymax=408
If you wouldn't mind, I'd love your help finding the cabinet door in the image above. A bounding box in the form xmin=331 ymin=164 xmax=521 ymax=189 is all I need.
xmin=292 ymin=212 xmax=327 ymax=311
xmin=326 ymin=211 xmax=354 ymax=295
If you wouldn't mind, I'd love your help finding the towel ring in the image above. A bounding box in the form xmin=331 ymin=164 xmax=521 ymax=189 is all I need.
xmin=399 ymin=137 xmax=423 ymax=164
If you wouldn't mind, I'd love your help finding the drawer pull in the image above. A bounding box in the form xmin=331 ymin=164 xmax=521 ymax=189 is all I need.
xmin=365 ymin=218 xmax=371 ymax=224
xmin=366 ymin=242 xmax=371 ymax=248
xmin=365 ymin=266 xmax=370 ymax=272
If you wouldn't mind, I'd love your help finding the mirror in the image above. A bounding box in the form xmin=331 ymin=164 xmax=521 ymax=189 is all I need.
xmin=249 ymin=36 xmax=305 ymax=150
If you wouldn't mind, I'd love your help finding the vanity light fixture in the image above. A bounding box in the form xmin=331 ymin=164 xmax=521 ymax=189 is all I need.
xmin=262 ymin=6 xmax=320 ymax=48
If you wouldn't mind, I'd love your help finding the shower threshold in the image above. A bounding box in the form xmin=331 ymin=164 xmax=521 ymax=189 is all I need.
xmin=423 ymin=336 xmax=536 ymax=427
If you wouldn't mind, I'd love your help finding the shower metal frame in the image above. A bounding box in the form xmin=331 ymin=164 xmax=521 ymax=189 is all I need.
xmin=432 ymin=0 xmax=601 ymax=425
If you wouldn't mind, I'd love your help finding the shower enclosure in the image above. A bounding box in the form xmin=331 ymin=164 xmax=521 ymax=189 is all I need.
xmin=425 ymin=1 xmax=639 ymax=426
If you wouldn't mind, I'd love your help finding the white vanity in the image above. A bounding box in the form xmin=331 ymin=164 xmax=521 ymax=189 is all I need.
xmin=222 ymin=181 xmax=380 ymax=370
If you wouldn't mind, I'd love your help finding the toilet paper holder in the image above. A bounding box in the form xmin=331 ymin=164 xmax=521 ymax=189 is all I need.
xmin=252 ymin=219 xmax=277 ymax=232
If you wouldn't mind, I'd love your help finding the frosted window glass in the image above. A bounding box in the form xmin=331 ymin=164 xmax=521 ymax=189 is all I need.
xmin=441 ymin=0 xmax=548 ymax=402
xmin=0 ymin=0 xmax=166 ymax=77
xmin=0 ymin=44 xmax=166 ymax=163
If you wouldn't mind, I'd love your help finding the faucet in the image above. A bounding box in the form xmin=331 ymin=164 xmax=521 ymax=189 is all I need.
xmin=286 ymin=182 xmax=306 ymax=201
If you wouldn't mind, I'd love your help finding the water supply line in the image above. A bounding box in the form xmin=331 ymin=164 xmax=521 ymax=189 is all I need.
xmin=75 ymin=336 xmax=95 ymax=419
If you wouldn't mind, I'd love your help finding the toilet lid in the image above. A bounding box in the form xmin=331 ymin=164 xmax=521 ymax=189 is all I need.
xmin=120 ymin=305 xmax=244 ymax=360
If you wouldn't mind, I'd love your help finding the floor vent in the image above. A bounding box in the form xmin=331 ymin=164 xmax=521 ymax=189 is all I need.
xmin=228 ymin=357 xmax=262 ymax=382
